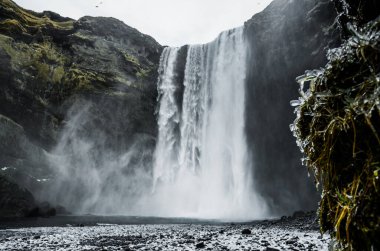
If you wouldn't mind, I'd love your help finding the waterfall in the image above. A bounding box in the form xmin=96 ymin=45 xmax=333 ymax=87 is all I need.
xmin=41 ymin=27 xmax=267 ymax=220
xmin=153 ymin=27 xmax=267 ymax=219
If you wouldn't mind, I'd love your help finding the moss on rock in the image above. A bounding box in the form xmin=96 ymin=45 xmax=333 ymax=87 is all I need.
xmin=0 ymin=0 xmax=162 ymax=162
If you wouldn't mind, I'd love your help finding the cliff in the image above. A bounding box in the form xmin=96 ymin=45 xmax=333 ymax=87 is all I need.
xmin=244 ymin=0 xmax=339 ymax=215
xmin=0 ymin=0 xmax=163 ymax=214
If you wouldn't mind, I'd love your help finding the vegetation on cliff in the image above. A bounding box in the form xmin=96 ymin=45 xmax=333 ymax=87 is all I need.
xmin=0 ymin=0 xmax=162 ymax=144
xmin=292 ymin=0 xmax=380 ymax=249
xmin=0 ymin=0 xmax=161 ymax=103
xmin=0 ymin=0 xmax=162 ymax=212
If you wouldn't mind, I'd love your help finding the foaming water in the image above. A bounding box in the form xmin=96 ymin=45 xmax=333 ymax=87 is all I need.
xmin=151 ymin=27 xmax=267 ymax=220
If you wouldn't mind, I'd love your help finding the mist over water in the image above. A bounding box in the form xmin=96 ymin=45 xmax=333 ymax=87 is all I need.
xmin=42 ymin=27 xmax=267 ymax=220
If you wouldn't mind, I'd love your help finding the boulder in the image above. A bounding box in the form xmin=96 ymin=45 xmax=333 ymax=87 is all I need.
xmin=0 ymin=175 xmax=35 ymax=217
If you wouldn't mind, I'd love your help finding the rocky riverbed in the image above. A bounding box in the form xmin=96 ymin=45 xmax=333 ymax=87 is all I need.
xmin=0 ymin=212 xmax=330 ymax=250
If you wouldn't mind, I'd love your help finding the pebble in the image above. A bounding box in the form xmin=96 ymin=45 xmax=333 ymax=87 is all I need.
xmin=241 ymin=228 xmax=251 ymax=235
xmin=195 ymin=242 xmax=206 ymax=249
xmin=0 ymin=219 xmax=330 ymax=251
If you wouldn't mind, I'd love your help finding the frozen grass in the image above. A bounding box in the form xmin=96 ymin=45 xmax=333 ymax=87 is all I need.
xmin=292 ymin=19 xmax=380 ymax=250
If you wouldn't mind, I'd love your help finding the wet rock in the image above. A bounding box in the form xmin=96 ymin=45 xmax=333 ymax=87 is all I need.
xmin=286 ymin=240 xmax=297 ymax=245
xmin=293 ymin=211 xmax=306 ymax=218
xmin=244 ymin=0 xmax=339 ymax=214
xmin=241 ymin=229 xmax=251 ymax=235
xmin=266 ymin=247 xmax=280 ymax=251
xmin=261 ymin=240 xmax=270 ymax=246
xmin=286 ymin=236 xmax=299 ymax=245
xmin=0 ymin=175 xmax=35 ymax=217
xmin=26 ymin=202 xmax=58 ymax=217
xmin=196 ymin=242 xmax=206 ymax=249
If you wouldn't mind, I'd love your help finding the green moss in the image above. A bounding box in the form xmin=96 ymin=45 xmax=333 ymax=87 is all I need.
xmin=0 ymin=35 xmax=16 ymax=56
xmin=114 ymin=76 xmax=131 ymax=86
xmin=63 ymin=68 xmax=106 ymax=89
xmin=123 ymin=52 xmax=153 ymax=81
xmin=0 ymin=33 xmax=95 ymax=95
xmin=136 ymin=68 xmax=151 ymax=79
xmin=0 ymin=1 xmax=155 ymax=100
xmin=292 ymin=19 xmax=380 ymax=250
xmin=72 ymin=32 xmax=93 ymax=43
xmin=1 ymin=0 xmax=74 ymax=30
xmin=35 ymin=63 xmax=50 ymax=81
xmin=52 ymin=66 xmax=64 ymax=84
xmin=0 ymin=19 xmax=26 ymax=33
xmin=124 ymin=53 xmax=140 ymax=66
xmin=0 ymin=35 xmax=34 ymax=68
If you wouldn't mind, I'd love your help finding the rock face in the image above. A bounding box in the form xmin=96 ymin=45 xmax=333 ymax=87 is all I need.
xmin=244 ymin=0 xmax=339 ymax=215
xmin=0 ymin=0 xmax=163 ymax=212
xmin=0 ymin=175 xmax=35 ymax=217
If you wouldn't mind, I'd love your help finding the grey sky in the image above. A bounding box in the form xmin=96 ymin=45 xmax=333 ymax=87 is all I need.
xmin=13 ymin=0 xmax=273 ymax=46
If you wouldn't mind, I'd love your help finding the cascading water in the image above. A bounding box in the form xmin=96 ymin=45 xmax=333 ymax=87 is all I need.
xmin=152 ymin=27 xmax=267 ymax=219
xmin=42 ymin=26 xmax=267 ymax=220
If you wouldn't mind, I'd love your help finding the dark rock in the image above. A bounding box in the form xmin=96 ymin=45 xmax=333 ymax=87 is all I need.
xmin=26 ymin=207 xmax=41 ymax=217
xmin=0 ymin=175 xmax=35 ymax=217
xmin=196 ymin=242 xmax=206 ymax=249
xmin=0 ymin=0 xmax=163 ymax=207
xmin=286 ymin=239 xmax=298 ymax=245
xmin=293 ymin=211 xmax=306 ymax=218
xmin=241 ymin=229 xmax=251 ymax=235
xmin=244 ymin=0 xmax=339 ymax=215
xmin=266 ymin=247 xmax=280 ymax=251
xmin=26 ymin=202 xmax=58 ymax=218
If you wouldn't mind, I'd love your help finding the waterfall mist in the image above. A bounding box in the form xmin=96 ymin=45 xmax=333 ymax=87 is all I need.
xmin=39 ymin=99 xmax=155 ymax=215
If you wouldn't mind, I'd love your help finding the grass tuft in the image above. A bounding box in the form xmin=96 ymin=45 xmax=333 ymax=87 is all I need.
xmin=292 ymin=19 xmax=380 ymax=250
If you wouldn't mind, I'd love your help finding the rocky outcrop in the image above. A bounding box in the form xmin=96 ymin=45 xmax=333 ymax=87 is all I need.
xmin=292 ymin=0 xmax=380 ymax=249
xmin=244 ymin=0 xmax=339 ymax=215
xmin=0 ymin=175 xmax=35 ymax=217
xmin=0 ymin=0 xmax=163 ymax=211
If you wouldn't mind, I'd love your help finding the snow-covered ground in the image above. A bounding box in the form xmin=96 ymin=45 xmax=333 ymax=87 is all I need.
xmin=0 ymin=220 xmax=330 ymax=250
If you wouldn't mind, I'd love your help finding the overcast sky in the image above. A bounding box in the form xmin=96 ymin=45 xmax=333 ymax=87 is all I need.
xmin=13 ymin=0 xmax=273 ymax=46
